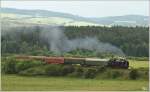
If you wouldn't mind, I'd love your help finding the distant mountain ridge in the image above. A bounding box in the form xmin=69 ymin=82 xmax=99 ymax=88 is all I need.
xmin=1 ymin=8 xmax=148 ymax=27
xmin=1 ymin=8 xmax=88 ymax=21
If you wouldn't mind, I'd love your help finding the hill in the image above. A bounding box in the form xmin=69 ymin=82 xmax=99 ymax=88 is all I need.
xmin=1 ymin=8 xmax=148 ymax=27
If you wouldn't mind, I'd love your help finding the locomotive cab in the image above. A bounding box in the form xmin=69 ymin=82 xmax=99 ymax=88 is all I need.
xmin=108 ymin=58 xmax=129 ymax=69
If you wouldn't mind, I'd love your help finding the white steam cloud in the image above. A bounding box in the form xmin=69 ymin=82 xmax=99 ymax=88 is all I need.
xmin=40 ymin=26 xmax=125 ymax=56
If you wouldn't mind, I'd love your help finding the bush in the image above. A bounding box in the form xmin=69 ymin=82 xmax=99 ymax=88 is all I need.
xmin=103 ymin=69 xmax=122 ymax=79
xmin=112 ymin=71 xmax=121 ymax=79
xmin=97 ymin=66 xmax=106 ymax=73
xmin=62 ymin=65 xmax=75 ymax=75
xmin=15 ymin=60 xmax=44 ymax=73
xmin=75 ymin=67 xmax=84 ymax=77
xmin=84 ymin=68 xmax=97 ymax=79
xmin=2 ymin=58 xmax=18 ymax=74
xmin=67 ymin=66 xmax=84 ymax=78
xmin=19 ymin=66 xmax=45 ymax=76
xmin=129 ymin=69 xmax=139 ymax=80
xmin=45 ymin=64 xmax=62 ymax=76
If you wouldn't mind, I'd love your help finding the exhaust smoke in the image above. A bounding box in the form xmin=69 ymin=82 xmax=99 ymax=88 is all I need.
xmin=40 ymin=26 xmax=125 ymax=56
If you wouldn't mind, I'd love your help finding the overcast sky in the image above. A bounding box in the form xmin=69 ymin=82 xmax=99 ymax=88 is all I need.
xmin=1 ymin=1 xmax=149 ymax=17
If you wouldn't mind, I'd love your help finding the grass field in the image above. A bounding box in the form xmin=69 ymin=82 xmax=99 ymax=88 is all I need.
xmin=129 ymin=60 xmax=149 ymax=69
xmin=1 ymin=74 xmax=149 ymax=91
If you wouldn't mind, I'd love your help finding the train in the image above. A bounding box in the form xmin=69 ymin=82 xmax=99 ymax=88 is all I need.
xmin=16 ymin=56 xmax=129 ymax=69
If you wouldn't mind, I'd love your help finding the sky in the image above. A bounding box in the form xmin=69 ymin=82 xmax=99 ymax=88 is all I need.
xmin=1 ymin=1 xmax=149 ymax=17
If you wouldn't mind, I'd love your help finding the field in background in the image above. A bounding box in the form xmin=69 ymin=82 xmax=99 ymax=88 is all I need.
xmin=1 ymin=74 xmax=149 ymax=91
xmin=129 ymin=60 xmax=149 ymax=69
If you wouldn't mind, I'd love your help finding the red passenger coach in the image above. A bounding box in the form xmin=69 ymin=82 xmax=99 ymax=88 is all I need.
xmin=16 ymin=56 xmax=64 ymax=64
xmin=44 ymin=57 xmax=64 ymax=64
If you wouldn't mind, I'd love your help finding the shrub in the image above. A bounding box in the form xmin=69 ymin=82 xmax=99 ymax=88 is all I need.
xmin=15 ymin=60 xmax=44 ymax=73
xmin=67 ymin=66 xmax=84 ymax=78
xmin=112 ymin=71 xmax=121 ymax=79
xmin=129 ymin=69 xmax=139 ymax=80
xmin=84 ymin=68 xmax=97 ymax=79
xmin=2 ymin=58 xmax=18 ymax=74
xmin=75 ymin=67 xmax=84 ymax=77
xmin=97 ymin=66 xmax=106 ymax=73
xmin=104 ymin=69 xmax=123 ymax=79
xmin=19 ymin=66 xmax=45 ymax=76
xmin=62 ymin=65 xmax=75 ymax=75
xmin=45 ymin=64 xmax=62 ymax=76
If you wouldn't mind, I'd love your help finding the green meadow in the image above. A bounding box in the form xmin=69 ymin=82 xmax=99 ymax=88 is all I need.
xmin=1 ymin=74 xmax=149 ymax=91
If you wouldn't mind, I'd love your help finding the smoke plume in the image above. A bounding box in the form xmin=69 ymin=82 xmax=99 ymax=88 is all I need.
xmin=40 ymin=26 xmax=125 ymax=56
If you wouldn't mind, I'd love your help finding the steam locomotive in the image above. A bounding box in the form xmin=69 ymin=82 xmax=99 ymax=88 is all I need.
xmin=16 ymin=56 xmax=129 ymax=69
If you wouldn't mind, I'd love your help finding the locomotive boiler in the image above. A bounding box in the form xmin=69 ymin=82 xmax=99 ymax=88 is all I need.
xmin=16 ymin=56 xmax=129 ymax=69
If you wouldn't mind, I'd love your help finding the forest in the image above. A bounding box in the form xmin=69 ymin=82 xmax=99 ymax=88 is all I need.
xmin=1 ymin=26 xmax=149 ymax=57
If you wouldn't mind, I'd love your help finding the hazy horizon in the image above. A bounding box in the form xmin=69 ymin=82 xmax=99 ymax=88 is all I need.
xmin=1 ymin=1 xmax=149 ymax=17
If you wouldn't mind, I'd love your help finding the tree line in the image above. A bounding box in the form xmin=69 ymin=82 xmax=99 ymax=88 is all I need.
xmin=1 ymin=26 xmax=148 ymax=57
